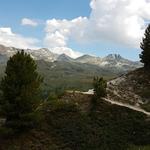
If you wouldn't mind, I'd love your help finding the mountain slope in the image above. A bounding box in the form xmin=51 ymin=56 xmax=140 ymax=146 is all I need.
xmin=57 ymin=54 xmax=74 ymax=62
xmin=107 ymin=68 xmax=150 ymax=111
xmin=36 ymin=60 xmax=117 ymax=95
xmin=76 ymin=54 xmax=142 ymax=72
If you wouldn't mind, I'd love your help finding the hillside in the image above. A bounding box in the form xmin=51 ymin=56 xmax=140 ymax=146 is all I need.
xmin=36 ymin=60 xmax=119 ymax=95
xmin=0 ymin=92 xmax=150 ymax=150
xmin=107 ymin=68 xmax=150 ymax=111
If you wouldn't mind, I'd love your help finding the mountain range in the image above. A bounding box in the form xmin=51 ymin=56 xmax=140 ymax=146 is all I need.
xmin=0 ymin=44 xmax=142 ymax=72
xmin=0 ymin=44 xmax=143 ymax=95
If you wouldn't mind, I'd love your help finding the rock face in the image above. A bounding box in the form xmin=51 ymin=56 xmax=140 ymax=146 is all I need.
xmin=107 ymin=68 xmax=150 ymax=111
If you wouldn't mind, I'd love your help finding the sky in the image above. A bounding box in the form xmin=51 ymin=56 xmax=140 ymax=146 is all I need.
xmin=0 ymin=0 xmax=150 ymax=60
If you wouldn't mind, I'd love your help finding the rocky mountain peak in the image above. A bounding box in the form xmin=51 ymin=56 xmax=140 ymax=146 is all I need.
xmin=57 ymin=53 xmax=73 ymax=62
xmin=105 ymin=54 xmax=122 ymax=60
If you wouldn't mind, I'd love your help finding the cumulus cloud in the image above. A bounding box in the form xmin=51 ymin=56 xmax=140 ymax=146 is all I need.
xmin=49 ymin=47 xmax=83 ymax=58
xmin=44 ymin=17 xmax=87 ymax=58
xmin=44 ymin=0 xmax=150 ymax=49
xmin=21 ymin=18 xmax=38 ymax=27
xmin=0 ymin=27 xmax=39 ymax=49
xmin=88 ymin=0 xmax=149 ymax=47
xmin=44 ymin=17 xmax=88 ymax=48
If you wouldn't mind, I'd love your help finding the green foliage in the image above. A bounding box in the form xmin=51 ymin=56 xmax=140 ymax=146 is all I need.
xmin=91 ymin=77 xmax=107 ymax=111
xmin=43 ymin=100 xmax=88 ymax=150
xmin=0 ymin=126 xmax=14 ymax=137
xmin=93 ymin=77 xmax=107 ymax=99
xmin=0 ymin=59 xmax=117 ymax=98
xmin=128 ymin=145 xmax=150 ymax=150
xmin=42 ymin=98 xmax=150 ymax=150
xmin=0 ymin=97 xmax=149 ymax=149
xmin=140 ymin=24 xmax=150 ymax=69
xmin=37 ymin=60 xmax=117 ymax=97
xmin=0 ymin=50 xmax=43 ymax=132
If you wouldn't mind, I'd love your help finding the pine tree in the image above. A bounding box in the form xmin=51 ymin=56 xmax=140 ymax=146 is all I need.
xmin=90 ymin=77 xmax=107 ymax=113
xmin=0 ymin=50 xmax=43 ymax=131
xmin=140 ymin=24 xmax=150 ymax=69
xmin=93 ymin=77 xmax=107 ymax=99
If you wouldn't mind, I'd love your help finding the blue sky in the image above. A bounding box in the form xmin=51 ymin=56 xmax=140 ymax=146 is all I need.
xmin=0 ymin=0 xmax=149 ymax=60
xmin=0 ymin=0 xmax=90 ymax=38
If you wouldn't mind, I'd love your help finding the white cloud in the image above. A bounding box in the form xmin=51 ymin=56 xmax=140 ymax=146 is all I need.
xmin=44 ymin=17 xmax=88 ymax=48
xmin=87 ymin=0 xmax=149 ymax=47
xmin=0 ymin=27 xmax=81 ymax=58
xmin=44 ymin=0 xmax=150 ymax=49
xmin=44 ymin=17 xmax=87 ymax=58
xmin=0 ymin=27 xmax=39 ymax=49
xmin=21 ymin=18 xmax=38 ymax=27
xmin=49 ymin=47 xmax=83 ymax=58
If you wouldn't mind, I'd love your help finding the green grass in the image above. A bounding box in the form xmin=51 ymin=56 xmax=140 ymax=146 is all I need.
xmin=128 ymin=145 xmax=150 ymax=150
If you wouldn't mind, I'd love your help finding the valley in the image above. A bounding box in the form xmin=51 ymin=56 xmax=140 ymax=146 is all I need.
xmin=0 ymin=44 xmax=142 ymax=96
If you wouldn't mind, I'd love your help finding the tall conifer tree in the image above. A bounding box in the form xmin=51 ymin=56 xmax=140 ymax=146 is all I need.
xmin=140 ymin=24 xmax=150 ymax=69
xmin=0 ymin=50 xmax=43 ymax=131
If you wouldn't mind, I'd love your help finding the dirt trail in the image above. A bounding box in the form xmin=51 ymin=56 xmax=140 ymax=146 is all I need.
xmin=103 ymin=98 xmax=150 ymax=116
xmin=81 ymin=90 xmax=150 ymax=116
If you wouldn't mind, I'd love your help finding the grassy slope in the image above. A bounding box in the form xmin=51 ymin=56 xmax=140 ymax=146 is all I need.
xmin=128 ymin=145 xmax=150 ymax=150
xmin=0 ymin=93 xmax=149 ymax=150
xmin=36 ymin=60 xmax=118 ymax=95
xmin=0 ymin=60 xmax=118 ymax=96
